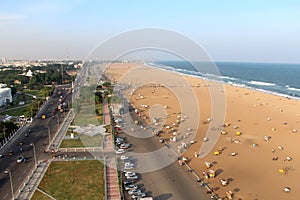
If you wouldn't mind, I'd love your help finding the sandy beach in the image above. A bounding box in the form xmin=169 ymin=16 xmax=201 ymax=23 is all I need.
xmin=105 ymin=62 xmax=300 ymax=200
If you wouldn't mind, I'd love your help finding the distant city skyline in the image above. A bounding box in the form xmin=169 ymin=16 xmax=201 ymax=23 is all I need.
xmin=1 ymin=0 xmax=300 ymax=63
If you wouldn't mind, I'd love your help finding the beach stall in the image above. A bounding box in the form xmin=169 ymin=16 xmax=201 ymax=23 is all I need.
xmin=204 ymin=162 xmax=211 ymax=169
xmin=208 ymin=169 xmax=215 ymax=178
xmin=226 ymin=191 xmax=233 ymax=199
xmin=221 ymin=179 xmax=228 ymax=186
xmin=221 ymin=131 xmax=227 ymax=135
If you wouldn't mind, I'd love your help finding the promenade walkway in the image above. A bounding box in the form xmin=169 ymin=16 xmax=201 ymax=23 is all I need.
xmin=15 ymin=160 xmax=51 ymax=200
xmin=103 ymin=98 xmax=121 ymax=200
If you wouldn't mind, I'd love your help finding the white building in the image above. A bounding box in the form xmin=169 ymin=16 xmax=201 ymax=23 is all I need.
xmin=0 ymin=85 xmax=12 ymax=106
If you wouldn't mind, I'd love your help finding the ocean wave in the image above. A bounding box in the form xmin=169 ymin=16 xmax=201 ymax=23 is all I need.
xmin=286 ymin=86 xmax=300 ymax=92
xmin=249 ymin=80 xmax=276 ymax=86
xmin=220 ymin=76 xmax=237 ymax=81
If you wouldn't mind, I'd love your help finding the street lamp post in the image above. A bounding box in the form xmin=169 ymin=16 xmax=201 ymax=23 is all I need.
xmin=48 ymin=126 xmax=51 ymax=145
xmin=30 ymin=143 xmax=37 ymax=167
xmin=56 ymin=114 xmax=60 ymax=125
xmin=4 ymin=168 xmax=14 ymax=200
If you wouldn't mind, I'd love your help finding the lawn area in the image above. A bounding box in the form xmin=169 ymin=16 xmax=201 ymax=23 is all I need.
xmin=60 ymin=135 xmax=103 ymax=148
xmin=1 ymin=105 xmax=29 ymax=116
xmin=23 ymin=89 xmax=44 ymax=97
xmin=31 ymin=160 xmax=105 ymax=200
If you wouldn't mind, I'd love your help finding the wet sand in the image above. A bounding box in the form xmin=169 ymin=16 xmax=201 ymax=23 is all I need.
xmin=105 ymin=62 xmax=300 ymax=200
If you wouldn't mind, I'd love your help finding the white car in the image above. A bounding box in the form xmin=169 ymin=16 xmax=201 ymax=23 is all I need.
xmin=115 ymin=137 xmax=125 ymax=142
xmin=120 ymin=143 xmax=131 ymax=149
xmin=116 ymin=149 xmax=125 ymax=154
xmin=125 ymin=172 xmax=136 ymax=177
xmin=125 ymin=184 xmax=138 ymax=191
xmin=124 ymin=165 xmax=135 ymax=170
xmin=131 ymin=192 xmax=146 ymax=199
xmin=125 ymin=162 xmax=134 ymax=167
xmin=120 ymin=155 xmax=129 ymax=160
xmin=126 ymin=175 xmax=138 ymax=180
xmin=17 ymin=156 xmax=26 ymax=163
xmin=128 ymin=189 xmax=142 ymax=195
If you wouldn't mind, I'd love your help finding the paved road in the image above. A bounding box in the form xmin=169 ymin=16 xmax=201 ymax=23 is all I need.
xmin=114 ymin=97 xmax=210 ymax=200
xmin=0 ymin=86 xmax=71 ymax=200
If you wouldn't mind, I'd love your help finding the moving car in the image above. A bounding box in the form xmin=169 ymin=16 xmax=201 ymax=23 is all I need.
xmin=8 ymin=151 xmax=14 ymax=156
xmin=17 ymin=156 xmax=26 ymax=163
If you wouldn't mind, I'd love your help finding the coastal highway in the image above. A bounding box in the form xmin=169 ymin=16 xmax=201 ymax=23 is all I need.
xmin=0 ymin=85 xmax=71 ymax=200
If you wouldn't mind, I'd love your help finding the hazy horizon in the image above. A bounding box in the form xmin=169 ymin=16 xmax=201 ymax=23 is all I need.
xmin=1 ymin=1 xmax=300 ymax=63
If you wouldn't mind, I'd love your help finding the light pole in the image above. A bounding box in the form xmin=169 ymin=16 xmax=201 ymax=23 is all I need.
xmin=4 ymin=168 xmax=14 ymax=200
xmin=30 ymin=143 xmax=37 ymax=167
xmin=56 ymin=114 xmax=60 ymax=125
xmin=48 ymin=125 xmax=51 ymax=147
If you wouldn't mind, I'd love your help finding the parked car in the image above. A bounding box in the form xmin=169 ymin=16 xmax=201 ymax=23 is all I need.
xmin=124 ymin=162 xmax=134 ymax=167
xmin=128 ymin=189 xmax=142 ymax=195
xmin=125 ymin=172 xmax=136 ymax=177
xmin=0 ymin=154 xmax=4 ymax=158
xmin=120 ymin=143 xmax=131 ymax=149
xmin=125 ymin=184 xmax=138 ymax=191
xmin=123 ymin=180 xmax=136 ymax=185
xmin=126 ymin=175 xmax=138 ymax=180
xmin=18 ymin=141 xmax=24 ymax=146
xmin=17 ymin=156 xmax=26 ymax=163
xmin=115 ymin=137 xmax=125 ymax=142
xmin=124 ymin=165 xmax=134 ymax=170
xmin=131 ymin=192 xmax=146 ymax=199
xmin=120 ymin=155 xmax=129 ymax=160
xmin=116 ymin=149 xmax=125 ymax=154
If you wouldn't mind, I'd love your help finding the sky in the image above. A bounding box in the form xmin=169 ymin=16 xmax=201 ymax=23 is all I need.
xmin=0 ymin=0 xmax=300 ymax=63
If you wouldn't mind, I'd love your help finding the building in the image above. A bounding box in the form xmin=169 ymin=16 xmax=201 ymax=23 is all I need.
xmin=0 ymin=84 xmax=12 ymax=106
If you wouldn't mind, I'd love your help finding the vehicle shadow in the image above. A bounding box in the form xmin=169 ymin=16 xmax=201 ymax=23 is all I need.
xmin=154 ymin=193 xmax=173 ymax=200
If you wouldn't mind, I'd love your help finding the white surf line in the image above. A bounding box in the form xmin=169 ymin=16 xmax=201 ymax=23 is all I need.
xmin=36 ymin=188 xmax=57 ymax=200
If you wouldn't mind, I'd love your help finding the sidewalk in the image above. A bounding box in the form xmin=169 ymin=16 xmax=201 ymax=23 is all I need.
xmin=103 ymin=98 xmax=121 ymax=200
xmin=15 ymin=160 xmax=52 ymax=200
xmin=50 ymin=110 xmax=74 ymax=150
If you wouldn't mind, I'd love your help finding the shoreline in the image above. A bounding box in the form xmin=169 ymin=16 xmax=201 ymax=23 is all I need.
xmin=145 ymin=62 xmax=300 ymax=101
xmin=104 ymin=62 xmax=300 ymax=199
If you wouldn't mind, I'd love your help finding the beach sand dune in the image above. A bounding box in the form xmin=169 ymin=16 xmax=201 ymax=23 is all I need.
xmin=105 ymin=62 xmax=300 ymax=200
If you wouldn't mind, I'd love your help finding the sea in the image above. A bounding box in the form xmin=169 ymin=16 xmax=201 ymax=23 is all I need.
xmin=146 ymin=61 xmax=300 ymax=100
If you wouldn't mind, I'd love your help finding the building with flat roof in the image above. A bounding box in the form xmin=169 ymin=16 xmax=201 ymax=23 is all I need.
xmin=0 ymin=87 xmax=12 ymax=106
